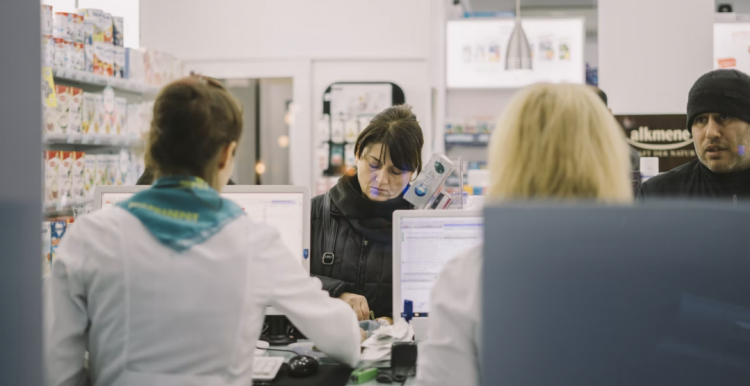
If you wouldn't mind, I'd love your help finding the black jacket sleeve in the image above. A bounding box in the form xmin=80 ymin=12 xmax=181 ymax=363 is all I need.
xmin=312 ymin=274 xmax=347 ymax=298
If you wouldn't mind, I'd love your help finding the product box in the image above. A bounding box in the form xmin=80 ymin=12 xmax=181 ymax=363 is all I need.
xmin=50 ymin=220 xmax=67 ymax=263
xmin=80 ymin=13 xmax=94 ymax=45
xmin=102 ymin=13 xmax=114 ymax=44
xmin=115 ymin=97 xmax=127 ymax=136
xmin=53 ymin=12 xmax=72 ymax=41
xmin=76 ymin=9 xmax=106 ymax=43
xmin=92 ymin=42 xmax=113 ymax=76
xmin=139 ymin=101 xmax=153 ymax=137
xmin=54 ymin=85 xmax=69 ymax=134
xmin=42 ymin=69 xmax=56 ymax=135
xmin=113 ymin=46 xmax=125 ymax=79
xmin=42 ymin=35 xmax=55 ymax=67
xmin=45 ymin=151 xmax=60 ymax=205
xmin=126 ymin=103 xmax=139 ymax=137
xmin=113 ymin=16 xmax=124 ymax=47
xmin=403 ymin=153 xmax=455 ymax=209
xmin=102 ymin=87 xmax=116 ymax=135
xmin=42 ymin=5 xmax=53 ymax=36
xmin=93 ymin=94 xmax=104 ymax=134
xmin=58 ymin=151 xmax=74 ymax=204
xmin=84 ymin=43 xmax=94 ymax=72
xmin=72 ymin=151 xmax=86 ymax=199
xmin=68 ymin=87 xmax=83 ymax=135
xmin=84 ymin=154 xmax=97 ymax=197
xmin=82 ymin=92 xmax=96 ymax=134
xmin=96 ymin=154 xmax=108 ymax=186
xmin=42 ymin=221 xmax=51 ymax=276
xmin=117 ymin=151 xmax=129 ymax=185
xmin=72 ymin=14 xmax=84 ymax=43
xmin=70 ymin=42 xmax=85 ymax=71
xmin=125 ymin=48 xmax=144 ymax=82
xmin=53 ymin=38 xmax=70 ymax=68
xmin=107 ymin=155 xmax=118 ymax=186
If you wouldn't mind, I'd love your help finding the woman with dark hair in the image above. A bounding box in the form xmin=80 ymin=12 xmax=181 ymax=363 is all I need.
xmin=44 ymin=76 xmax=361 ymax=386
xmin=311 ymin=104 xmax=424 ymax=321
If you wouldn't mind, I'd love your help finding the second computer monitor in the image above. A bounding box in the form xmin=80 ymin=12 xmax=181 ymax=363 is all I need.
xmin=392 ymin=210 xmax=483 ymax=336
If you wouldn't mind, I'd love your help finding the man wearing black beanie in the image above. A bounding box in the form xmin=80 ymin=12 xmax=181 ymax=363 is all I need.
xmin=637 ymin=69 xmax=750 ymax=202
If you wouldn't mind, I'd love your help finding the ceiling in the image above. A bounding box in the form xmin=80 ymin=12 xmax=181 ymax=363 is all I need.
xmin=465 ymin=0 xmax=597 ymax=12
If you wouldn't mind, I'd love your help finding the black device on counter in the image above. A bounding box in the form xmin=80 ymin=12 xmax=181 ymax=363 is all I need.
xmin=391 ymin=342 xmax=417 ymax=382
xmin=260 ymin=316 xmax=300 ymax=346
xmin=288 ymin=355 xmax=319 ymax=377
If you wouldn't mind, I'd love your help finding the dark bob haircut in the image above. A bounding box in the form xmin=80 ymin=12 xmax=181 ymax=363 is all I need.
xmin=354 ymin=104 xmax=425 ymax=174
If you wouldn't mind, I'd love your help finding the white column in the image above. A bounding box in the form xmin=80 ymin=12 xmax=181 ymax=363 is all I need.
xmin=599 ymin=0 xmax=714 ymax=114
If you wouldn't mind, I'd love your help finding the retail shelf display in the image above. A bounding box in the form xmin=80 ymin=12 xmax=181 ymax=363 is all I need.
xmin=53 ymin=66 xmax=160 ymax=94
xmin=45 ymin=198 xmax=92 ymax=216
xmin=44 ymin=133 xmax=143 ymax=147
xmin=445 ymin=133 xmax=490 ymax=147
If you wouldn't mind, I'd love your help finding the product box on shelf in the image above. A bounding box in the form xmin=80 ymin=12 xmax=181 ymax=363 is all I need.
xmin=107 ymin=155 xmax=118 ymax=186
xmin=139 ymin=101 xmax=154 ymax=137
xmin=102 ymin=87 xmax=116 ymax=134
xmin=84 ymin=154 xmax=97 ymax=197
xmin=50 ymin=220 xmax=67 ymax=263
xmin=53 ymin=37 xmax=70 ymax=68
xmin=45 ymin=151 xmax=60 ymax=205
xmin=42 ymin=221 xmax=51 ymax=276
xmin=126 ymin=104 xmax=139 ymax=137
xmin=54 ymin=85 xmax=69 ymax=135
xmin=93 ymin=94 xmax=104 ymax=134
xmin=72 ymin=151 xmax=86 ymax=200
xmin=72 ymin=14 xmax=84 ymax=44
xmin=96 ymin=154 xmax=107 ymax=186
xmin=68 ymin=87 xmax=83 ymax=135
xmin=81 ymin=92 xmax=95 ymax=134
xmin=58 ymin=151 xmax=73 ymax=204
xmin=113 ymin=16 xmax=124 ymax=47
xmin=125 ymin=48 xmax=144 ymax=82
xmin=42 ymin=35 xmax=55 ymax=67
xmin=76 ymin=9 xmax=106 ymax=43
xmin=70 ymin=42 xmax=85 ymax=71
xmin=42 ymin=5 xmax=53 ymax=36
xmin=42 ymin=69 xmax=57 ymax=135
xmin=53 ymin=12 xmax=72 ymax=41
xmin=113 ymin=46 xmax=125 ymax=79
xmin=92 ymin=42 xmax=113 ymax=76
xmin=115 ymin=97 xmax=127 ymax=136
xmin=102 ymin=13 xmax=114 ymax=44
xmin=84 ymin=43 xmax=94 ymax=72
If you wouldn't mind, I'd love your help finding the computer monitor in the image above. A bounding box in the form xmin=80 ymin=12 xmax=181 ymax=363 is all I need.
xmin=392 ymin=210 xmax=483 ymax=340
xmin=483 ymin=202 xmax=750 ymax=386
xmin=94 ymin=185 xmax=311 ymax=271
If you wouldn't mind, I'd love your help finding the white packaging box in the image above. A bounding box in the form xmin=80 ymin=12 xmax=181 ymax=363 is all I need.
xmin=54 ymin=85 xmax=69 ymax=135
xmin=107 ymin=155 xmax=118 ymax=186
xmin=53 ymin=38 xmax=70 ymax=68
xmin=42 ymin=5 xmax=53 ymax=36
xmin=72 ymin=152 xmax=86 ymax=199
xmin=118 ymin=150 xmax=129 ymax=185
xmin=84 ymin=154 xmax=97 ymax=197
xmin=125 ymin=48 xmax=144 ymax=82
xmin=102 ymin=13 xmax=114 ymax=44
xmin=58 ymin=151 xmax=73 ymax=204
xmin=42 ymin=35 xmax=55 ymax=67
xmin=68 ymin=88 xmax=83 ymax=135
xmin=102 ymin=87 xmax=116 ymax=135
xmin=93 ymin=94 xmax=104 ymax=134
xmin=82 ymin=92 xmax=96 ymax=134
xmin=113 ymin=46 xmax=126 ymax=79
xmin=95 ymin=154 xmax=108 ymax=186
xmin=72 ymin=14 xmax=84 ymax=44
xmin=76 ymin=9 xmax=104 ymax=43
xmin=70 ymin=42 xmax=85 ymax=71
xmin=126 ymin=103 xmax=139 ymax=137
xmin=115 ymin=97 xmax=127 ymax=136
xmin=84 ymin=43 xmax=94 ymax=72
xmin=53 ymin=12 xmax=72 ymax=41
xmin=113 ymin=16 xmax=124 ymax=47
xmin=45 ymin=151 xmax=60 ymax=205
xmin=139 ymin=101 xmax=153 ymax=137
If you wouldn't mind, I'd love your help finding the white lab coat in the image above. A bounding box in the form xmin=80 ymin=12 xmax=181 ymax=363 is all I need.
xmin=414 ymin=247 xmax=482 ymax=386
xmin=44 ymin=207 xmax=361 ymax=386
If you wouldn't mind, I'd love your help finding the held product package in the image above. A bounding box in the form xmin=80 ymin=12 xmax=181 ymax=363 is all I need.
xmin=72 ymin=152 xmax=86 ymax=200
xmin=96 ymin=154 xmax=108 ymax=186
xmin=115 ymin=97 xmax=127 ymax=135
xmin=58 ymin=151 xmax=74 ymax=204
xmin=403 ymin=153 xmax=455 ymax=209
xmin=112 ymin=16 xmax=124 ymax=47
xmin=45 ymin=151 xmax=60 ymax=205
xmin=50 ymin=220 xmax=67 ymax=264
xmin=54 ymin=85 xmax=69 ymax=134
xmin=102 ymin=87 xmax=116 ymax=134
xmin=84 ymin=154 xmax=97 ymax=198
xmin=113 ymin=46 xmax=126 ymax=79
xmin=68 ymin=88 xmax=83 ymax=135
xmin=42 ymin=5 xmax=53 ymax=36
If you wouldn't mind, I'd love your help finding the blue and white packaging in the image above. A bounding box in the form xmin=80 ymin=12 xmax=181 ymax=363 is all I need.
xmin=403 ymin=153 xmax=454 ymax=209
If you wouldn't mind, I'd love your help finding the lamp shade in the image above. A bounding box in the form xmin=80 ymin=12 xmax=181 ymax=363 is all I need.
xmin=505 ymin=18 xmax=532 ymax=70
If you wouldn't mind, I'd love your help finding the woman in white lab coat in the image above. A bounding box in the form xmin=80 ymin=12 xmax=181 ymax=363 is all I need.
xmin=414 ymin=83 xmax=634 ymax=386
xmin=44 ymin=76 xmax=361 ymax=386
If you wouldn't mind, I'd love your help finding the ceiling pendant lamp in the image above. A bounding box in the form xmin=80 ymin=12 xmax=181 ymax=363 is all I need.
xmin=505 ymin=0 xmax=532 ymax=70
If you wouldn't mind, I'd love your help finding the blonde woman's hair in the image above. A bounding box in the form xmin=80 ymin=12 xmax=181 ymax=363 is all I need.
xmin=487 ymin=83 xmax=633 ymax=203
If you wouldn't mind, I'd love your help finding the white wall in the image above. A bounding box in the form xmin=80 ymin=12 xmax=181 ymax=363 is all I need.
xmin=140 ymin=0 xmax=433 ymax=188
xmin=599 ymin=0 xmax=715 ymax=114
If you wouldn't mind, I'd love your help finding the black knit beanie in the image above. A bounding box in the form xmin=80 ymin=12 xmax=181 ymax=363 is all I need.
xmin=687 ymin=69 xmax=750 ymax=131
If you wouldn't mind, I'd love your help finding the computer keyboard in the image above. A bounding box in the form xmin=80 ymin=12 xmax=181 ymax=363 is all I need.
xmin=252 ymin=356 xmax=285 ymax=381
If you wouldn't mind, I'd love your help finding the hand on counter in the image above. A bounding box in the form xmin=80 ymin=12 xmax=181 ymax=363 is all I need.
xmin=339 ymin=292 xmax=370 ymax=321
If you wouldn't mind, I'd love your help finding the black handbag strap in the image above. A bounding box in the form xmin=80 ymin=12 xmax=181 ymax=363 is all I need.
xmin=322 ymin=192 xmax=338 ymax=276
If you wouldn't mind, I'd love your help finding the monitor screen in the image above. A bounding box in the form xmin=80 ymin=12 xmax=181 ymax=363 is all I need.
xmin=399 ymin=216 xmax=484 ymax=316
xmin=100 ymin=192 xmax=305 ymax=261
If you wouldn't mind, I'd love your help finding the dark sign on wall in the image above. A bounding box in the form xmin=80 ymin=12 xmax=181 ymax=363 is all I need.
xmin=615 ymin=114 xmax=697 ymax=172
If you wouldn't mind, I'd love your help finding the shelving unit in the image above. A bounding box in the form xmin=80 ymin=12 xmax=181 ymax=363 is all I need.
xmin=44 ymin=134 xmax=144 ymax=148
xmin=45 ymin=199 xmax=93 ymax=218
xmin=444 ymin=133 xmax=490 ymax=148
xmin=52 ymin=67 xmax=160 ymax=95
